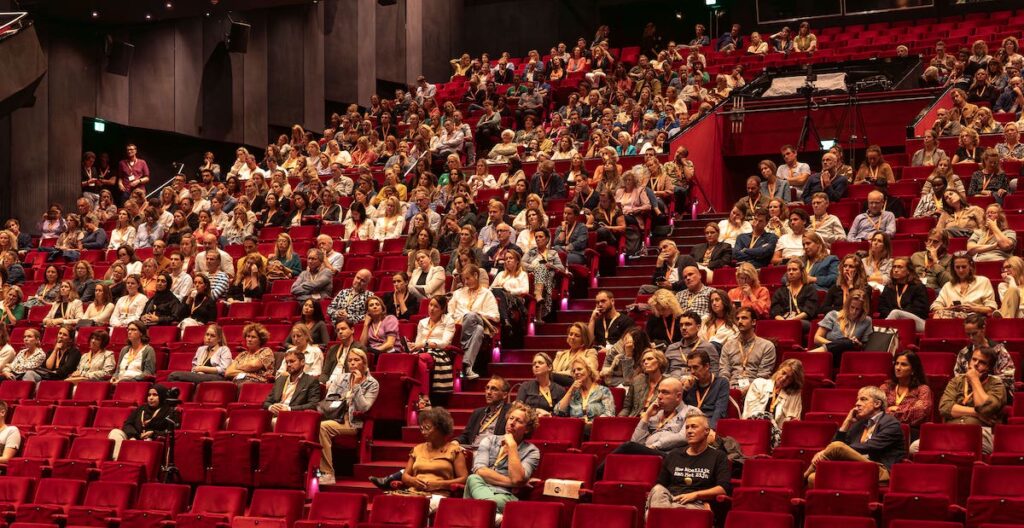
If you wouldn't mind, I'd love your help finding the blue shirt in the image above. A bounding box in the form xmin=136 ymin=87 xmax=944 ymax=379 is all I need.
xmin=471 ymin=435 xmax=541 ymax=495
xmin=733 ymin=231 xmax=778 ymax=268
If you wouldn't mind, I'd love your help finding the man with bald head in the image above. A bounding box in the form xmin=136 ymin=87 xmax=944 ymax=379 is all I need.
xmin=848 ymin=190 xmax=896 ymax=241
xmin=803 ymin=152 xmax=849 ymax=203
xmin=327 ymin=269 xmax=374 ymax=324
xmin=193 ymin=233 xmax=235 ymax=278
xmin=646 ymin=411 xmax=731 ymax=512
xmin=596 ymin=376 xmax=693 ymax=478
xmin=675 ymin=266 xmax=713 ymax=321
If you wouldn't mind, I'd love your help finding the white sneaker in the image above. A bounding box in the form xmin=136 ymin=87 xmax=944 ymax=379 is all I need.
xmin=319 ymin=474 xmax=336 ymax=486
xmin=465 ymin=370 xmax=480 ymax=381
xmin=493 ymin=513 xmax=503 ymax=527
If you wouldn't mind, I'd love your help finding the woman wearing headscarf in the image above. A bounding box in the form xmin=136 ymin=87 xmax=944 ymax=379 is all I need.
xmin=107 ymin=384 xmax=179 ymax=458
xmin=139 ymin=273 xmax=185 ymax=327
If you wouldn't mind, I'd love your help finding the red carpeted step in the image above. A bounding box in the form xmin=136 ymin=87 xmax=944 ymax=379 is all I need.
xmin=568 ymin=298 xmax=631 ymax=311
xmin=370 ymin=440 xmax=418 ymax=462
xmin=322 ymin=480 xmax=384 ymax=499
xmin=354 ymin=461 xmax=406 ymax=480
xmin=449 ymin=392 xmax=487 ymax=408
xmin=402 ymin=426 xmax=465 ymax=442
xmin=587 ymin=286 xmax=646 ymax=299
xmin=595 ymin=276 xmax=651 ymax=288
xmin=520 ymin=335 xmax=570 ymax=349
xmin=490 ymin=363 xmax=533 ymax=379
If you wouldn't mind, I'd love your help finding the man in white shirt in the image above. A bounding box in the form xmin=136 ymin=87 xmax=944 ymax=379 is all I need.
xmin=327 ymin=164 xmax=354 ymax=196
xmin=776 ymin=144 xmax=812 ymax=199
xmin=415 ymin=75 xmax=437 ymax=105
xmin=168 ymin=252 xmax=194 ymax=301
xmin=449 ymin=265 xmax=500 ymax=380
xmin=317 ymin=235 xmax=345 ymax=273
xmin=193 ymin=233 xmax=235 ymax=278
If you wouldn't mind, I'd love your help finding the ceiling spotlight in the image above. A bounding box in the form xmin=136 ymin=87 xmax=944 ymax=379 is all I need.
xmin=145 ymin=13 xmax=152 ymax=20
xmin=204 ymin=11 xmax=211 ymax=17
xmin=91 ymin=10 xmax=99 ymax=18
xmin=165 ymin=2 xmax=173 ymax=8
xmin=675 ymin=11 xmax=683 ymax=19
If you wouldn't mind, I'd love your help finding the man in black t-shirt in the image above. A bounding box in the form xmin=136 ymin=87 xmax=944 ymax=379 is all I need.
xmin=645 ymin=412 xmax=731 ymax=513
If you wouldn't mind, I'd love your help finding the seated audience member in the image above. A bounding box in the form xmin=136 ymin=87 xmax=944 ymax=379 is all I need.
xmin=914 ymin=175 xmax=950 ymax=219
xmin=803 ymin=152 xmax=849 ymax=204
xmin=620 ymin=349 xmax=669 ymax=417
xmin=555 ymin=356 xmax=615 ymax=423
xmin=327 ymin=269 xmax=373 ymax=325
xmin=803 ymin=386 xmax=907 ymax=486
xmin=111 ymin=322 xmax=156 ymax=383
xmin=263 ymin=350 xmax=322 ymax=418
xmin=733 ymin=208 xmax=778 ymax=268
xmin=923 ymin=346 xmax=1007 ymax=456
xmin=317 ymin=349 xmax=379 ymax=486
xmin=407 ymin=296 xmax=456 ymax=405
xmin=880 ymin=351 xmax=933 ymax=437
xmin=953 ymin=314 xmax=1016 ymax=397
xmin=66 ymin=329 xmax=115 ymax=384
xmin=770 ymin=260 xmax=819 ymax=329
xmin=588 ymin=290 xmax=635 ymax=350
xmin=517 ymin=353 xmax=568 ymax=417
xmin=912 ymin=130 xmax=949 ymax=167
xmin=603 ymin=326 xmax=653 ymax=388
xmin=644 ymin=290 xmax=684 ymax=349
xmin=912 ymin=228 xmax=954 ymax=288
xmin=107 ymin=384 xmax=178 ymax=458
xmin=863 ymin=232 xmax=894 ymax=291
xmin=552 ymin=322 xmax=599 ymax=385
xmin=853 ymin=146 xmax=896 ymax=186
xmin=997 ymin=256 xmax=1024 ymax=318
xmin=821 ymin=255 xmax=873 ymax=315
xmin=996 ymin=122 xmax=1024 ymax=161
xmin=665 ymin=311 xmax=720 ymax=377
xmin=180 ymin=274 xmax=218 ymax=327
xmin=450 ymin=265 xmax=500 ymax=380
xmin=640 ymin=240 xmax=697 ymax=294
xmin=602 ymin=377 xmax=690 ymax=479
xmin=226 ymin=323 xmax=277 ymax=385
xmin=283 ymin=300 xmax=330 ymax=349
xmin=140 ymin=273 xmax=185 ymax=326
xmin=382 ymin=273 xmax=419 ymax=320
xmin=719 ymin=307 xmax=776 ymax=392
xmin=717 ymin=207 xmax=752 ymax=247
xmin=682 ymin=350 xmax=730 ymax=427
xmin=456 ymin=376 xmax=512 ymax=449
xmin=463 ymin=401 xmax=540 ymax=513
xmin=931 ymin=253 xmax=997 ymax=318
xmin=806 ymin=192 xmax=847 ymax=244
xmin=279 ymin=323 xmax=324 ymax=378
xmin=675 ymin=266 xmax=714 ymax=322
xmin=848 ymin=191 xmax=896 ymax=241
xmin=551 ymin=204 xmax=588 ymax=265
xmin=110 ymin=275 xmax=147 ymax=328
xmin=168 ymin=324 xmax=232 ymax=383
xmin=645 ymin=411 xmax=730 ymax=512
xmin=522 ymin=228 xmax=565 ymax=321
xmin=802 ymin=232 xmax=839 ymax=291
xmin=359 ymin=296 xmax=400 ymax=355
xmin=367 ymin=407 xmax=469 ymax=494
xmin=968 ymin=204 xmax=1016 ymax=261
xmin=0 ymin=400 xmax=19 ymax=463
xmin=967 ymin=149 xmax=1010 ymax=204
xmin=880 ymin=258 xmax=931 ymax=332
xmin=937 ymin=190 xmax=985 ymax=238
xmin=758 ymin=159 xmax=791 ymax=200
xmin=742 ymin=358 xmax=803 ymax=446
xmin=483 ymin=224 xmax=522 ymax=276
xmin=810 ymin=289 xmax=873 ymax=368
xmin=701 ymin=289 xmax=739 ymax=349
xmin=728 ymin=263 xmax=771 ymax=319
xmin=42 ymin=281 xmax=83 ymax=327
xmin=409 ymin=251 xmax=446 ymax=300
xmin=22 ymin=326 xmax=79 ymax=383
xmin=290 ymin=249 xmax=334 ymax=301
xmin=773 ymin=208 xmax=809 ymax=265
xmin=690 ymin=223 xmax=733 ymax=283
xmin=735 ymin=176 xmax=770 ymax=220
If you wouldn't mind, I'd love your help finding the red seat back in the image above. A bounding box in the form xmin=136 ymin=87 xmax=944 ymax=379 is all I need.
xmin=367 ymin=494 xmax=429 ymax=528
xmin=645 ymin=507 xmax=712 ymax=528
xmin=302 ymin=492 xmax=366 ymax=525
xmin=717 ymin=419 xmax=772 ymax=458
xmin=244 ymin=489 xmax=305 ymax=527
xmin=570 ymin=504 xmax=636 ymax=528
xmin=181 ymin=408 xmax=226 ymax=432
xmin=601 ymin=454 xmax=661 ymax=484
xmin=434 ymin=498 xmax=498 ymax=528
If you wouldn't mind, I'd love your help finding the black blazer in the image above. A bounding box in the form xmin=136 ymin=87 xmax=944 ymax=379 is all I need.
xmin=263 ymin=373 xmax=322 ymax=411
xmin=455 ymin=403 xmax=511 ymax=446
xmin=650 ymin=254 xmax=697 ymax=291
xmin=770 ymin=284 xmax=819 ymax=319
xmin=690 ymin=243 xmax=733 ymax=270
xmin=833 ymin=412 xmax=907 ymax=469
xmin=878 ymin=281 xmax=930 ymax=320
xmin=516 ymin=380 xmax=567 ymax=415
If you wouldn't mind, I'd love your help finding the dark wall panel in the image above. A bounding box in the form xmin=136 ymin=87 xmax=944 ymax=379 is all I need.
xmin=48 ymin=31 xmax=99 ymax=208
xmin=303 ymin=4 xmax=325 ymax=128
xmin=375 ymin=1 xmax=405 ymax=84
xmin=244 ymin=10 xmax=269 ymax=145
xmin=324 ymin=0 xmax=359 ymax=103
xmin=267 ymin=9 xmax=305 ymax=127
xmin=421 ymin=0 xmax=460 ymax=85
xmin=200 ymin=16 xmax=236 ymax=142
xmin=174 ymin=18 xmax=203 ymax=136
xmin=129 ymin=23 xmax=176 ymax=131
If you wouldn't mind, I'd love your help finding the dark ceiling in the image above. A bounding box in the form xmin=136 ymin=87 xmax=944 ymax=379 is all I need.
xmin=13 ymin=0 xmax=313 ymax=25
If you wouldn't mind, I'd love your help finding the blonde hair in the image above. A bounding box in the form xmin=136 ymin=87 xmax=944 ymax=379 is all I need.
xmin=735 ymin=263 xmax=761 ymax=289
xmin=648 ymin=289 xmax=684 ymax=317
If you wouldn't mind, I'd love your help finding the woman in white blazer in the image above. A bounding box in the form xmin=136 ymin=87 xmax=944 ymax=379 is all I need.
xmin=409 ymin=250 xmax=446 ymax=300
xmin=741 ymin=358 xmax=804 ymax=447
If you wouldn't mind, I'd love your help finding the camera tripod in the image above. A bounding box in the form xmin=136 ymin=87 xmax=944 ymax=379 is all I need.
xmin=834 ymin=85 xmax=869 ymax=171
xmin=796 ymin=83 xmax=823 ymax=153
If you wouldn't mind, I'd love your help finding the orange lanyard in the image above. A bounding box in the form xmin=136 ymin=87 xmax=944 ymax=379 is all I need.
xmin=663 ymin=317 xmax=676 ymax=342
xmin=895 ymin=283 xmax=909 ymax=309
xmin=694 ymin=375 xmax=715 ymax=408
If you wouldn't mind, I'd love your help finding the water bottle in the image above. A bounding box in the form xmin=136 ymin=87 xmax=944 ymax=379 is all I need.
xmin=691 ymin=200 xmax=698 ymax=220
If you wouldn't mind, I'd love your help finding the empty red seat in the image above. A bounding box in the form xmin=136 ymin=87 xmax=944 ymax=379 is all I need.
xmin=724 ymin=511 xmax=794 ymax=528
xmin=433 ymin=498 xmax=498 ymax=528
xmin=6 ymin=435 xmax=69 ymax=477
xmin=293 ymin=493 xmax=365 ymax=528
xmin=883 ymin=463 xmax=961 ymax=527
xmin=805 ymin=516 xmax=877 ymax=528
xmin=65 ymin=381 xmax=112 ymax=406
xmin=64 ymin=481 xmax=136 ymax=528
xmin=209 ymin=432 xmax=258 ymax=487
xmin=0 ymin=476 xmax=34 ymax=514
xmin=34 ymin=381 xmax=71 ymax=403
xmin=364 ymin=494 xmax=429 ymax=528
xmin=592 ymin=454 xmax=661 ymax=523
xmin=10 ymin=405 xmax=54 ymax=433
xmin=967 ymin=465 xmax=1024 ymax=528
xmin=50 ymin=436 xmax=114 ymax=480
xmin=729 ymin=458 xmax=804 ymax=513
xmin=175 ymin=486 xmax=248 ymax=528
xmin=990 ymin=424 xmax=1024 ymax=465
xmin=500 ymin=501 xmax=562 ymax=528
xmin=102 ymin=440 xmax=163 ymax=482
xmin=228 ymin=384 xmax=275 ymax=411
xmin=37 ymin=405 xmax=92 ymax=436
xmin=915 ymin=423 xmax=984 ymax=504
xmin=754 ymin=320 xmax=805 ymax=350
xmin=226 ymin=409 xmax=273 ymax=434
xmin=532 ymin=417 xmax=586 ymax=453
xmin=118 ymin=483 xmax=191 ymax=528
xmin=15 ymin=478 xmax=86 ymax=523
xmin=185 ymin=382 xmax=238 ymax=409
xmin=180 ymin=408 xmax=226 ymax=432
xmin=804 ymin=389 xmax=858 ymax=424
xmin=580 ymin=416 xmax=640 ymax=459
xmin=773 ymin=421 xmax=838 ymax=470
xmin=805 ymin=460 xmax=880 ymax=517
xmin=571 ymin=504 xmax=636 ymax=528
xmin=716 ymin=419 xmax=772 ymax=458
xmin=230 ymin=489 xmax=305 ymax=528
